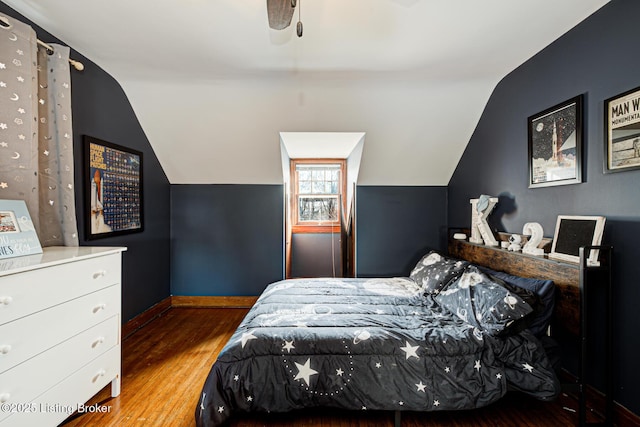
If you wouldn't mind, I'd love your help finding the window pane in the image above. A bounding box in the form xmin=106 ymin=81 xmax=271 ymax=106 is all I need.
xmin=298 ymin=197 xmax=338 ymax=222
xmin=312 ymin=182 xmax=324 ymax=194
xmin=299 ymin=181 xmax=311 ymax=193
xmin=296 ymin=164 xmax=341 ymax=193
xmin=293 ymin=162 xmax=343 ymax=224
xmin=298 ymin=170 xmax=311 ymax=181
xmin=325 ymin=182 xmax=334 ymax=194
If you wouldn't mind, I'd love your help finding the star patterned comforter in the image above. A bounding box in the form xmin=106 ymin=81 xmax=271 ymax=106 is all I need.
xmin=195 ymin=276 xmax=560 ymax=426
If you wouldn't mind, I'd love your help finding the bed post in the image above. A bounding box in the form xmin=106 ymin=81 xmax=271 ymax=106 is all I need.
xmin=394 ymin=410 xmax=401 ymax=427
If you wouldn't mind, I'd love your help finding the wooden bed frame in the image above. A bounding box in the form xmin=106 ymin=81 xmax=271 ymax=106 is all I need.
xmin=448 ymin=237 xmax=615 ymax=427
xmin=391 ymin=238 xmax=587 ymax=427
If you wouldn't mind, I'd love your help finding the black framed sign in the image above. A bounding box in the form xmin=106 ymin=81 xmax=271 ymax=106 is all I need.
xmin=84 ymin=135 xmax=143 ymax=240
xmin=548 ymin=215 xmax=606 ymax=266
xmin=604 ymin=85 xmax=640 ymax=173
xmin=528 ymin=95 xmax=583 ymax=188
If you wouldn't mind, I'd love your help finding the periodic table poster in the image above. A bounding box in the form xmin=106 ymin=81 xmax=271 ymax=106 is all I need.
xmin=85 ymin=136 xmax=143 ymax=239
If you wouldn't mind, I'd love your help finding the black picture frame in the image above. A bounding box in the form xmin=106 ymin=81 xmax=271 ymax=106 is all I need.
xmin=528 ymin=95 xmax=583 ymax=188
xmin=84 ymin=135 xmax=143 ymax=240
xmin=604 ymin=85 xmax=640 ymax=173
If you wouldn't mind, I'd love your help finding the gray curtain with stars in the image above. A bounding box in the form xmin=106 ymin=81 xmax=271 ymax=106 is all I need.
xmin=0 ymin=14 xmax=78 ymax=247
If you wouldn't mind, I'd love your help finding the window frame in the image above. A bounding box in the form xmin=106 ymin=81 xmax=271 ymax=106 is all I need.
xmin=290 ymin=158 xmax=347 ymax=233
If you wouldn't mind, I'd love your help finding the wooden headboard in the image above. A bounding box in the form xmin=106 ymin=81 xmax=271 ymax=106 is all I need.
xmin=448 ymin=238 xmax=580 ymax=336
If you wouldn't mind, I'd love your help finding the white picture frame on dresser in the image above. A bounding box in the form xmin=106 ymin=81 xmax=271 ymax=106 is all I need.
xmin=0 ymin=246 xmax=126 ymax=426
xmin=0 ymin=199 xmax=43 ymax=260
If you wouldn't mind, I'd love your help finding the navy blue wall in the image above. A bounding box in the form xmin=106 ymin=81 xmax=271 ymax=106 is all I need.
xmin=0 ymin=3 xmax=171 ymax=324
xmin=448 ymin=0 xmax=640 ymax=414
xmin=291 ymin=233 xmax=341 ymax=278
xmin=170 ymin=185 xmax=284 ymax=296
xmin=356 ymin=186 xmax=447 ymax=277
xmin=171 ymin=185 xmax=446 ymax=295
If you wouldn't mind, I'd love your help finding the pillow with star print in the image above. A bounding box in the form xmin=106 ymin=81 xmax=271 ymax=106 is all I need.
xmin=409 ymin=251 xmax=469 ymax=295
xmin=434 ymin=265 xmax=535 ymax=336
xmin=478 ymin=266 xmax=551 ymax=337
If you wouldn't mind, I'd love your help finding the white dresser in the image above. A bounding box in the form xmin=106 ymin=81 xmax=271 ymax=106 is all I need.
xmin=0 ymin=246 xmax=126 ymax=426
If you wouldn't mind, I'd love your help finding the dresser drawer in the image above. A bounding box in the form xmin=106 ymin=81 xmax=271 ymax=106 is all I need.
xmin=0 ymin=285 xmax=120 ymax=374
xmin=0 ymin=316 xmax=118 ymax=422
xmin=0 ymin=253 xmax=121 ymax=325
xmin=0 ymin=345 xmax=120 ymax=427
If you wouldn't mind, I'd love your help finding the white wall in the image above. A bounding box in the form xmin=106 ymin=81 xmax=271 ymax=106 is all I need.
xmin=123 ymin=74 xmax=494 ymax=185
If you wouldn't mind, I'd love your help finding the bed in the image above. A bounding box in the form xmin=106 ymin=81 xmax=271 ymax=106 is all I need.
xmin=195 ymin=246 xmax=564 ymax=427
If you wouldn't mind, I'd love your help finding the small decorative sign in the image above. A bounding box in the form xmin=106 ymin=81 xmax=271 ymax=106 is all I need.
xmin=0 ymin=199 xmax=43 ymax=259
xmin=549 ymin=215 xmax=605 ymax=266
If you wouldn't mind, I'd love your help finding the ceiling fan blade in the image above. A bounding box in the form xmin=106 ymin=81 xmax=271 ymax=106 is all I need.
xmin=266 ymin=0 xmax=295 ymax=30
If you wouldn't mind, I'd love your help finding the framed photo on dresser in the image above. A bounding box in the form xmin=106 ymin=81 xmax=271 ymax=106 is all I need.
xmin=0 ymin=199 xmax=42 ymax=260
xmin=84 ymin=135 xmax=144 ymax=240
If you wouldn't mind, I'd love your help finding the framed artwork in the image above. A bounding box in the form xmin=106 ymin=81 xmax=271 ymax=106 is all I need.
xmin=548 ymin=215 xmax=606 ymax=266
xmin=0 ymin=199 xmax=42 ymax=259
xmin=528 ymin=95 xmax=583 ymax=188
xmin=84 ymin=135 xmax=143 ymax=240
xmin=604 ymin=85 xmax=640 ymax=173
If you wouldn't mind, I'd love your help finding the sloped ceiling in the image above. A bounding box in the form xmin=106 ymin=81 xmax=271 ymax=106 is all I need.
xmin=3 ymin=0 xmax=609 ymax=185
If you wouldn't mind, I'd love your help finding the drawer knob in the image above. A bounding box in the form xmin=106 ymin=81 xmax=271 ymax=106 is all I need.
xmin=0 ymin=296 xmax=13 ymax=305
xmin=92 ymin=270 xmax=107 ymax=279
xmin=92 ymin=303 xmax=107 ymax=313
xmin=92 ymin=369 xmax=106 ymax=383
xmin=91 ymin=337 xmax=105 ymax=348
xmin=0 ymin=345 xmax=11 ymax=355
xmin=0 ymin=393 xmax=10 ymax=403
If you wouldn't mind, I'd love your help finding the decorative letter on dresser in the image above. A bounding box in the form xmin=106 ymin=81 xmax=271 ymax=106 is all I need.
xmin=0 ymin=246 xmax=126 ymax=426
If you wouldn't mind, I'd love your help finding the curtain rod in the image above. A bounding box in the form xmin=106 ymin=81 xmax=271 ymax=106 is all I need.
xmin=36 ymin=39 xmax=84 ymax=71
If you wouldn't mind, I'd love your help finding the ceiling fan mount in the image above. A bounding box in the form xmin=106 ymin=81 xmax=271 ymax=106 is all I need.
xmin=267 ymin=0 xmax=303 ymax=36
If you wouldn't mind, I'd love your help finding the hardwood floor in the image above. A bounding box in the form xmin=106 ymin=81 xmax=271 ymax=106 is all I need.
xmin=62 ymin=308 xmax=591 ymax=427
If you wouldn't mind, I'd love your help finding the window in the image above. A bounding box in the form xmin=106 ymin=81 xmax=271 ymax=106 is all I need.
xmin=291 ymin=159 xmax=346 ymax=231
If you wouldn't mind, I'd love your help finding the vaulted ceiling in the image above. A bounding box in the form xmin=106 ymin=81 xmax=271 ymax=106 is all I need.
xmin=3 ymin=0 xmax=609 ymax=185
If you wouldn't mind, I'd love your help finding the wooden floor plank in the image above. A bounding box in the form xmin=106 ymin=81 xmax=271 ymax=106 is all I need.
xmin=62 ymin=308 xmax=588 ymax=427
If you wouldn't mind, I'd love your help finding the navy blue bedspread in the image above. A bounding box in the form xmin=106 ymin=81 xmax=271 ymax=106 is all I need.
xmin=195 ymin=277 xmax=559 ymax=426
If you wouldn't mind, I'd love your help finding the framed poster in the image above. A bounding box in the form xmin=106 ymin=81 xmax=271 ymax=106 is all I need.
xmin=528 ymin=95 xmax=583 ymax=188
xmin=0 ymin=199 xmax=42 ymax=259
xmin=604 ymin=85 xmax=640 ymax=173
xmin=548 ymin=215 xmax=605 ymax=266
xmin=84 ymin=135 xmax=143 ymax=240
